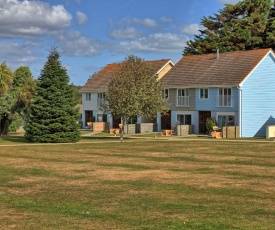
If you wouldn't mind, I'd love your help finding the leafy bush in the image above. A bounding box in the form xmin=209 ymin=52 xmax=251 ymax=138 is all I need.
xmin=8 ymin=118 xmax=23 ymax=133
xmin=205 ymin=117 xmax=217 ymax=133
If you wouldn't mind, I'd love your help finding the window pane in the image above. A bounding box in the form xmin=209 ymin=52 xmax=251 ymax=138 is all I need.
xmin=177 ymin=115 xmax=182 ymax=124
xmin=177 ymin=115 xmax=191 ymax=125
xmin=185 ymin=115 xmax=191 ymax=125
xmin=205 ymin=89 xmax=208 ymax=98
xmin=103 ymin=114 xmax=107 ymax=122
xmin=228 ymin=88 xmax=231 ymax=95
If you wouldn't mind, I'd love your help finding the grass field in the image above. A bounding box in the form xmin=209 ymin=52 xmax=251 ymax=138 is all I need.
xmin=0 ymin=135 xmax=275 ymax=229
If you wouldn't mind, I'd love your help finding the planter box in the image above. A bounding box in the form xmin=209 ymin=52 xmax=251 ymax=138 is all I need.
xmin=118 ymin=124 xmax=136 ymax=134
xmin=222 ymin=126 xmax=239 ymax=138
xmin=110 ymin=128 xmax=120 ymax=135
xmin=124 ymin=124 xmax=136 ymax=134
xmin=137 ymin=123 xmax=157 ymax=133
xmin=92 ymin=122 xmax=109 ymax=132
xmin=176 ymin=125 xmax=194 ymax=136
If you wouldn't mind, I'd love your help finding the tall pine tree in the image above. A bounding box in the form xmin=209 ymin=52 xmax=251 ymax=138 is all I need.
xmin=25 ymin=49 xmax=80 ymax=143
xmin=183 ymin=0 xmax=275 ymax=55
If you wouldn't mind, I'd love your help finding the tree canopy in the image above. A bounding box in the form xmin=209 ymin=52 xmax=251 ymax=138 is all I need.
xmin=104 ymin=55 xmax=168 ymax=138
xmin=183 ymin=0 xmax=275 ymax=55
xmin=24 ymin=49 xmax=80 ymax=143
xmin=0 ymin=63 xmax=35 ymax=135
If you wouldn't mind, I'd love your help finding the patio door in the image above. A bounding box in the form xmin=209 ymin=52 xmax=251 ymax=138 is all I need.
xmin=199 ymin=111 xmax=211 ymax=134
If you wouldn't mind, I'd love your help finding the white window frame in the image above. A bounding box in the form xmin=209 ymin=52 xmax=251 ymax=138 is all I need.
xmin=85 ymin=93 xmax=91 ymax=101
xmin=177 ymin=88 xmax=189 ymax=107
xmin=177 ymin=114 xmax=192 ymax=125
xmin=97 ymin=92 xmax=105 ymax=107
xmin=199 ymin=88 xmax=209 ymax=99
xmin=97 ymin=114 xmax=107 ymax=122
xmin=217 ymin=88 xmax=232 ymax=107
xmin=216 ymin=112 xmax=235 ymax=127
xmin=163 ymin=89 xmax=169 ymax=99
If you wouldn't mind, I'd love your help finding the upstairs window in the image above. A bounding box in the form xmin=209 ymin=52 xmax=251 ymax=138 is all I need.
xmin=178 ymin=88 xmax=189 ymax=97
xmin=97 ymin=93 xmax=106 ymax=107
xmin=199 ymin=88 xmax=208 ymax=99
xmin=86 ymin=93 xmax=91 ymax=101
xmin=218 ymin=88 xmax=232 ymax=107
xmin=177 ymin=89 xmax=189 ymax=107
xmin=163 ymin=89 xmax=169 ymax=99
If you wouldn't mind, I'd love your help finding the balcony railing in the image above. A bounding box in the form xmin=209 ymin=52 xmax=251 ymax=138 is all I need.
xmin=177 ymin=96 xmax=190 ymax=107
xmin=217 ymin=95 xmax=232 ymax=107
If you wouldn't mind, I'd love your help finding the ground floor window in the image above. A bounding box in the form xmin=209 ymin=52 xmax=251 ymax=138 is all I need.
xmin=97 ymin=114 xmax=107 ymax=122
xmin=218 ymin=115 xmax=234 ymax=127
xmin=127 ymin=115 xmax=137 ymax=124
xmin=177 ymin=114 xmax=191 ymax=125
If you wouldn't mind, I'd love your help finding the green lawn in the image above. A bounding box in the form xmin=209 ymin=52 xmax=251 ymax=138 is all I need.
xmin=0 ymin=135 xmax=275 ymax=229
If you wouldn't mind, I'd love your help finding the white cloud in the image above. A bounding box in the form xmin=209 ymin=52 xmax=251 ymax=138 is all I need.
xmin=76 ymin=11 xmax=88 ymax=25
xmin=111 ymin=17 xmax=158 ymax=28
xmin=134 ymin=18 xmax=157 ymax=27
xmin=181 ymin=23 xmax=205 ymax=35
xmin=57 ymin=31 xmax=104 ymax=56
xmin=160 ymin=17 xmax=173 ymax=23
xmin=112 ymin=33 xmax=189 ymax=54
xmin=0 ymin=42 xmax=40 ymax=69
xmin=218 ymin=0 xmax=240 ymax=5
xmin=0 ymin=0 xmax=72 ymax=38
xmin=109 ymin=27 xmax=142 ymax=40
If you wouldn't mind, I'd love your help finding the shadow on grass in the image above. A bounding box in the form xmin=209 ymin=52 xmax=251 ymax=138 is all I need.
xmin=81 ymin=136 xmax=131 ymax=141
xmin=0 ymin=135 xmax=28 ymax=143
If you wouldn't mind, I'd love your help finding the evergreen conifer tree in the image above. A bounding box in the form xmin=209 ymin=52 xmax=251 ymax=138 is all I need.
xmin=183 ymin=0 xmax=275 ymax=55
xmin=25 ymin=49 xmax=80 ymax=143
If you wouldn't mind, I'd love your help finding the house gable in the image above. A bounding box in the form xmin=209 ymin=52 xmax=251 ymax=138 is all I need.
xmin=241 ymin=52 xmax=275 ymax=137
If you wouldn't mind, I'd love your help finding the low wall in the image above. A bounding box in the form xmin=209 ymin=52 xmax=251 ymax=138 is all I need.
xmin=137 ymin=123 xmax=157 ymax=133
xmin=92 ymin=122 xmax=110 ymax=132
xmin=124 ymin=124 xmax=136 ymax=134
xmin=176 ymin=125 xmax=194 ymax=136
xmin=222 ymin=126 xmax=239 ymax=138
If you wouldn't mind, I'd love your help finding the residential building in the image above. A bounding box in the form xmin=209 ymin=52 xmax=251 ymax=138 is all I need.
xmin=80 ymin=59 xmax=174 ymax=129
xmin=160 ymin=48 xmax=275 ymax=137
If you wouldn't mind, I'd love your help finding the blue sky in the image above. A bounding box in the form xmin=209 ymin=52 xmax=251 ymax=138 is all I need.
xmin=0 ymin=0 xmax=239 ymax=86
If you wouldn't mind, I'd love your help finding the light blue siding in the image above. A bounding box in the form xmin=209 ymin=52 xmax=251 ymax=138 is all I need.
xmin=195 ymin=87 xmax=238 ymax=112
xmin=242 ymin=53 xmax=275 ymax=137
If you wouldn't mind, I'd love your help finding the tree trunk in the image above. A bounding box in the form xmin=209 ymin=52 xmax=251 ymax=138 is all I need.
xmin=120 ymin=116 xmax=126 ymax=140
xmin=0 ymin=116 xmax=11 ymax=136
